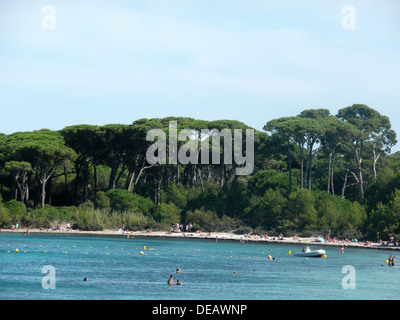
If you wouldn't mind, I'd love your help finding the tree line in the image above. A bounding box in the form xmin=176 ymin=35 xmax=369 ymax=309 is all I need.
xmin=0 ymin=104 xmax=399 ymax=240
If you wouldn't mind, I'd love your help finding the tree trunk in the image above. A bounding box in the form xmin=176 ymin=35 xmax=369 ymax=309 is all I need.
xmin=93 ymin=161 xmax=98 ymax=196
xmin=299 ymin=144 xmax=304 ymax=189
xmin=197 ymin=167 xmax=205 ymax=192
xmin=372 ymin=147 xmax=380 ymax=183
xmin=220 ymin=163 xmax=225 ymax=188
xmin=127 ymin=171 xmax=135 ymax=192
xmin=74 ymin=160 xmax=81 ymax=205
xmin=63 ymin=165 xmax=68 ymax=197
xmin=109 ymin=154 xmax=119 ymax=189
xmin=355 ymin=146 xmax=364 ymax=199
xmin=83 ymin=154 xmax=89 ymax=202
xmin=176 ymin=164 xmax=180 ymax=187
xmin=39 ymin=166 xmax=57 ymax=208
xmin=327 ymin=152 xmax=332 ymax=194
xmin=16 ymin=172 xmax=29 ymax=204
xmin=331 ymin=158 xmax=335 ymax=195
xmin=41 ymin=176 xmax=47 ymax=208
xmin=287 ymin=138 xmax=292 ymax=194
xmin=341 ymin=169 xmax=348 ymax=199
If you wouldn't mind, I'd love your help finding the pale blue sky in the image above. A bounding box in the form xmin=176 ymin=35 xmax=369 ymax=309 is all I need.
xmin=1 ymin=0 xmax=399 ymax=151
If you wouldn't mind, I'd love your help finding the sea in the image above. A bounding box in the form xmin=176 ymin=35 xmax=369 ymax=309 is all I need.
xmin=0 ymin=232 xmax=399 ymax=300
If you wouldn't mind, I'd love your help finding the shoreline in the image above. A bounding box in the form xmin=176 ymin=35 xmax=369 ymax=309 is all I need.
xmin=2 ymin=228 xmax=400 ymax=251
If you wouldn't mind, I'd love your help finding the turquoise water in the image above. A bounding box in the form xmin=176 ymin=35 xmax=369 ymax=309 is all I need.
xmin=0 ymin=233 xmax=399 ymax=300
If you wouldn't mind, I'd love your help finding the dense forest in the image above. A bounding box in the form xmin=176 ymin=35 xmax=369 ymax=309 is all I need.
xmin=1 ymin=104 xmax=400 ymax=241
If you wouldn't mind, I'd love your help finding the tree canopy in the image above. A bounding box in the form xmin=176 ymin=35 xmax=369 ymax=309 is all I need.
xmin=0 ymin=106 xmax=399 ymax=241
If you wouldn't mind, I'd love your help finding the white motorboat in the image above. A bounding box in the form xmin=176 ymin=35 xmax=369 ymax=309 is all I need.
xmin=294 ymin=246 xmax=326 ymax=258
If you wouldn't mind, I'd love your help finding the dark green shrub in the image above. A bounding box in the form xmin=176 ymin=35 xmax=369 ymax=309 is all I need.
xmin=6 ymin=200 xmax=27 ymax=216
xmin=94 ymin=191 xmax=110 ymax=210
xmin=71 ymin=222 xmax=103 ymax=231
xmin=106 ymin=189 xmax=139 ymax=212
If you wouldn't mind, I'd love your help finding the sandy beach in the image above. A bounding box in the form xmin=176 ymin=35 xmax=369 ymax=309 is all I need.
xmin=2 ymin=227 xmax=399 ymax=251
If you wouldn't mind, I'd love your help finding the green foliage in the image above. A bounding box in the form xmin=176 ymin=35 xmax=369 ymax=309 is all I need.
xmin=106 ymin=189 xmax=139 ymax=212
xmin=134 ymin=195 xmax=156 ymax=215
xmin=72 ymin=206 xmax=104 ymax=231
xmin=185 ymin=208 xmax=218 ymax=231
xmin=0 ymin=205 xmax=11 ymax=227
xmin=246 ymin=188 xmax=285 ymax=228
xmin=0 ymin=110 xmax=398 ymax=241
xmin=94 ymin=191 xmax=110 ymax=210
xmin=162 ymin=184 xmax=187 ymax=209
xmin=347 ymin=201 xmax=367 ymax=231
xmin=367 ymin=189 xmax=400 ymax=239
xmin=283 ymin=189 xmax=318 ymax=231
xmin=154 ymin=202 xmax=181 ymax=224
xmin=6 ymin=200 xmax=27 ymax=216
xmin=248 ymin=170 xmax=291 ymax=197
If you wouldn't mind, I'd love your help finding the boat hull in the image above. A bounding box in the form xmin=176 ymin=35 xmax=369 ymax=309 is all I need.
xmin=294 ymin=249 xmax=326 ymax=258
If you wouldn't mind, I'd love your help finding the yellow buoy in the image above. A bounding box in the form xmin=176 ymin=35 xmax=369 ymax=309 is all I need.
xmin=15 ymin=248 xmax=19 ymax=253
xmin=288 ymin=250 xmax=292 ymax=255
xmin=322 ymin=255 xmax=327 ymax=258
xmin=385 ymin=259 xmax=389 ymax=263
xmin=143 ymin=246 xmax=146 ymax=250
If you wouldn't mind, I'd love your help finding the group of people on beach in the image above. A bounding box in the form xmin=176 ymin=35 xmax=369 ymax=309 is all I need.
xmin=380 ymin=237 xmax=400 ymax=247
xmin=48 ymin=223 xmax=74 ymax=233
xmin=170 ymin=222 xmax=193 ymax=233
xmin=242 ymin=232 xmax=284 ymax=241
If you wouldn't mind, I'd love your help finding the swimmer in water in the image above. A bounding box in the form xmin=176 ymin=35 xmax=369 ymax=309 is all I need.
xmin=168 ymin=275 xmax=174 ymax=286
xmin=176 ymin=267 xmax=182 ymax=273
xmin=176 ymin=280 xmax=182 ymax=285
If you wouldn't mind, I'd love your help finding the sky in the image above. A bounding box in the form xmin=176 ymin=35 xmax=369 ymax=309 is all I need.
xmin=1 ymin=0 xmax=400 ymax=151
